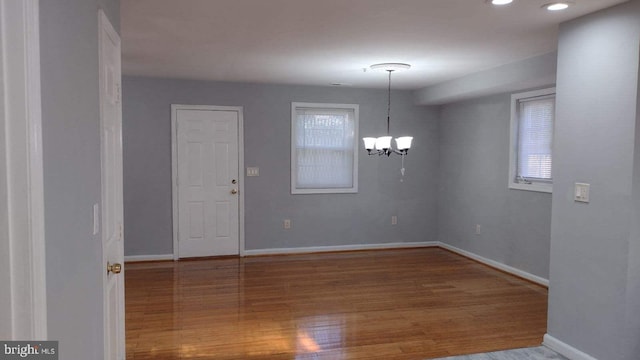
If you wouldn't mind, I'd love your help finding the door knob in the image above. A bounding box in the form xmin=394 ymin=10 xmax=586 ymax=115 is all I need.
xmin=231 ymin=189 xmax=238 ymax=195
xmin=107 ymin=262 xmax=122 ymax=275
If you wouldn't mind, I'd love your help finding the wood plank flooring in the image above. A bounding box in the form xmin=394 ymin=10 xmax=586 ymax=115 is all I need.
xmin=125 ymin=248 xmax=548 ymax=360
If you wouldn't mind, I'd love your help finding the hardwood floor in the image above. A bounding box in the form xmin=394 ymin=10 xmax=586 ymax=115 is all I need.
xmin=125 ymin=248 xmax=548 ymax=360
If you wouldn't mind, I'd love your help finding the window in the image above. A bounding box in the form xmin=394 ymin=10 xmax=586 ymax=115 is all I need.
xmin=291 ymin=102 xmax=358 ymax=194
xmin=509 ymin=88 xmax=555 ymax=193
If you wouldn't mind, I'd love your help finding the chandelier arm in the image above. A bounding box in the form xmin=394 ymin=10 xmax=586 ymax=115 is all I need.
xmin=391 ymin=149 xmax=408 ymax=156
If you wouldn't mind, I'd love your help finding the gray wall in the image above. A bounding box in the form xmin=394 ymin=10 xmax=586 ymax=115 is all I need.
xmin=547 ymin=1 xmax=640 ymax=359
xmin=122 ymin=77 xmax=439 ymax=255
xmin=415 ymin=52 xmax=557 ymax=106
xmin=438 ymin=93 xmax=552 ymax=279
xmin=40 ymin=0 xmax=119 ymax=358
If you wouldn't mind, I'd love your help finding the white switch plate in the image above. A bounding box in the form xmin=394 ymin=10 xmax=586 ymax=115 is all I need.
xmin=475 ymin=224 xmax=481 ymax=235
xmin=93 ymin=203 xmax=100 ymax=235
xmin=391 ymin=215 xmax=398 ymax=225
xmin=247 ymin=167 xmax=259 ymax=177
xmin=283 ymin=219 xmax=291 ymax=229
xmin=575 ymin=183 xmax=590 ymax=203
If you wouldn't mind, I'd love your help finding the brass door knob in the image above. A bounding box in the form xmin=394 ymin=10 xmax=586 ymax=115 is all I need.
xmin=231 ymin=189 xmax=238 ymax=195
xmin=107 ymin=262 xmax=122 ymax=275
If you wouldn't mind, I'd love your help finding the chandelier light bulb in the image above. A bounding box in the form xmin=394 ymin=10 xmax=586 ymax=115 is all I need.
xmin=395 ymin=137 xmax=413 ymax=151
xmin=375 ymin=136 xmax=392 ymax=150
xmin=363 ymin=137 xmax=377 ymax=150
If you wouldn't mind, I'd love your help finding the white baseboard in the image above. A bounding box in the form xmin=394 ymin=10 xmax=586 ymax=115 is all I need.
xmin=243 ymin=241 xmax=438 ymax=256
xmin=124 ymin=254 xmax=174 ymax=262
xmin=543 ymin=334 xmax=599 ymax=360
xmin=438 ymin=242 xmax=549 ymax=287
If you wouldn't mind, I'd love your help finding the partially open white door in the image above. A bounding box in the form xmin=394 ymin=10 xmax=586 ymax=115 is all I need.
xmin=172 ymin=105 xmax=241 ymax=258
xmin=99 ymin=10 xmax=125 ymax=360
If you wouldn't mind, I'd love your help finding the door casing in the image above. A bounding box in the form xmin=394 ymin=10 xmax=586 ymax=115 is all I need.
xmin=0 ymin=0 xmax=47 ymax=340
xmin=171 ymin=104 xmax=245 ymax=259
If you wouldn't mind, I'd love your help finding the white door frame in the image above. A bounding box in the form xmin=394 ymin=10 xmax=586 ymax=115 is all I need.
xmin=0 ymin=0 xmax=47 ymax=339
xmin=171 ymin=104 xmax=245 ymax=259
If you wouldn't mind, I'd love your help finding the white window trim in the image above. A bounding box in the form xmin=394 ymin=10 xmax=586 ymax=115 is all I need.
xmin=508 ymin=87 xmax=555 ymax=194
xmin=291 ymin=102 xmax=359 ymax=194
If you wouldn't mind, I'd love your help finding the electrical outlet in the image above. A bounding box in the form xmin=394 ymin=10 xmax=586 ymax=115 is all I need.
xmin=475 ymin=224 xmax=481 ymax=235
xmin=391 ymin=215 xmax=398 ymax=225
xmin=575 ymin=183 xmax=590 ymax=203
xmin=283 ymin=219 xmax=291 ymax=229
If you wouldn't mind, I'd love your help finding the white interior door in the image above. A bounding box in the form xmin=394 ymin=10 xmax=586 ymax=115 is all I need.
xmin=99 ymin=10 xmax=125 ymax=360
xmin=173 ymin=106 xmax=240 ymax=258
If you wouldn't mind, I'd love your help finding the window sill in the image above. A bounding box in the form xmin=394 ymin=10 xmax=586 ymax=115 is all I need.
xmin=292 ymin=188 xmax=358 ymax=195
xmin=508 ymin=182 xmax=552 ymax=194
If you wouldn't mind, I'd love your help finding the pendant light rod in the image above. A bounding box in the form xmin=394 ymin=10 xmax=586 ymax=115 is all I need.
xmin=387 ymin=70 xmax=392 ymax=135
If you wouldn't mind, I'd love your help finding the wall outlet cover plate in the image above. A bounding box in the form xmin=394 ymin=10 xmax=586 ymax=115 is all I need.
xmin=574 ymin=183 xmax=590 ymax=203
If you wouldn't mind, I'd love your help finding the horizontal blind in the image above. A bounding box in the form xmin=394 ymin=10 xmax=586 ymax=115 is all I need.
xmin=517 ymin=96 xmax=554 ymax=181
xmin=295 ymin=107 xmax=355 ymax=189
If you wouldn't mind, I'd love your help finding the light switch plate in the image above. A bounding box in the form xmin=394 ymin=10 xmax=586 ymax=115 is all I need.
xmin=93 ymin=203 xmax=100 ymax=235
xmin=575 ymin=183 xmax=590 ymax=203
xmin=247 ymin=167 xmax=259 ymax=177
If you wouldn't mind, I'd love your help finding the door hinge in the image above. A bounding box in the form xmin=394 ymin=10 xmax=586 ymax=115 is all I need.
xmin=119 ymin=224 xmax=123 ymax=240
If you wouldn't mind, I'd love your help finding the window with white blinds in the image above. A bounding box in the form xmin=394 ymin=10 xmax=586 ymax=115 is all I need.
xmin=509 ymin=88 xmax=555 ymax=193
xmin=291 ymin=103 xmax=359 ymax=194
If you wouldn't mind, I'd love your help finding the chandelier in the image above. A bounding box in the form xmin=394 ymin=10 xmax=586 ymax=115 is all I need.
xmin=362 ymin=63 xmax=413 ymax=158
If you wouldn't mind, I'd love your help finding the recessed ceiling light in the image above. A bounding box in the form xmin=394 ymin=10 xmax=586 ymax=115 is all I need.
xmin=543 ymin=2 xmax=571 ymax=11
xmin=490 ymin=0 xmax=513 ymax=5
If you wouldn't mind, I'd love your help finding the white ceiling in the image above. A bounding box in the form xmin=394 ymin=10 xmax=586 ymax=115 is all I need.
xmin=121 ymin=0 xmax=627 ymax=90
